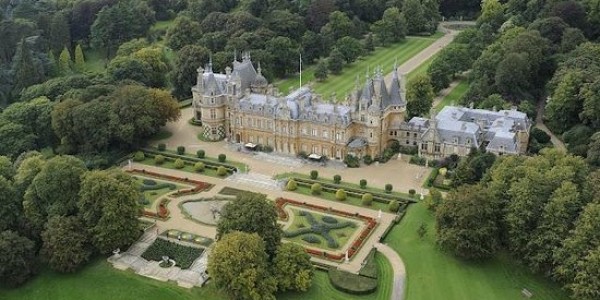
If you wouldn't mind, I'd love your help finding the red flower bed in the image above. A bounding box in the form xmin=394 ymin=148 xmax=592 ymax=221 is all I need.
xmin=276 ymin=197 xmax=378 ymax=262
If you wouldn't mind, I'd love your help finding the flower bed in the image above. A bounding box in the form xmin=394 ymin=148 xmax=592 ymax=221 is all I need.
xmin=276 ymin=198 xmax=378 ymax=262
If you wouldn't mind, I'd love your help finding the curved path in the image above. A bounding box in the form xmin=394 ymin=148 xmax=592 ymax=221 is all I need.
xmin=375 ymin=243 xmax=407 ymax=300
xmin=535 ymin=99 xmax=567 ymax=152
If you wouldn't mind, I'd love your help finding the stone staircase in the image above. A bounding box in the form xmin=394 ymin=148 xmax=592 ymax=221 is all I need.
xmin=226 ymin=172 xmax=283 ymax=191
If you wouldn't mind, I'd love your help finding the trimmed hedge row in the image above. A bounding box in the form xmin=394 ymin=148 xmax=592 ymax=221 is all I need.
xmin=141 ymin=149 xmax=237 ymax=174
xmin=139 ymin=183 xmax=177 ymax=192
xmin=328 ymin=268 xmax=378 ymax=295
xmin=291 ymin=177 xmax=415 ymax=204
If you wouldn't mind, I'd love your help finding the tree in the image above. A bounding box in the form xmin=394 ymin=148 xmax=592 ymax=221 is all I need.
xmin=0 ymin=176 xmax=20 ymax=232
xmin=406 ymin=74 xmax=435 ymax=118
xmin=301 ymin=31 xmax=325 ymax=64
xmin=208 ymin=231 xmax=277 ymax=300
xmin=335 ymin=36 xmax=363 ymax=63
xmin=74 ymin=44 xmax=85 ymax=72
xmin=58 ymin=47 xmax=72 ymax=76
xmin=364 ymin=33 xmax=374 ymax=52
xmin=217 ymin=193 xmax=282 ymax=257
xmin=314 ymin=59 xmax=328 ymax=81
xmin=90 ymin=0 xmax=156 ymax=57
xmin=545 ymin=70 xmax=586 ymax=133
xmin=78 ymin=169 xmax=141 ymax=253
xmin=0 ymin=230 xmax=37 ymax=287
xmin=320 ymin=11 xmax=355 ymax=42
xmin=422 ymin=0 xmax=442 ymax=33
xmin=587 ymin=132 xmax=600 ymax=166
xmin=478 ymin=0 xmax=505 ymax=30
xmin=265 ymin=36 xmax=298 ymax=77
xmin=436 ymin=184 xmax=500 ymax=259
xmin=371 ymin=7 xmax=407 ymax=46
xmin=12 ymin=39 xmax=45 ymax=96
xmin=0 ymin=122 xmax=36 ymax=159
xmin=403 ymin=0 xmax=426 ymax=34
xmin=273 ymin=243 xmax=314 ymax=292
xmin=266 ymin=10 xmax=306 ymax=41
xmin=41 ymin=216 xmax=92 ymax=272
xmin=569 ymin=246 xmax=600 ymax=300
xmin=327 ymin=48 xmax=344 ymax=74
xmin=48 ymin=12 xmax=71 ymax=55
xmin=22 ymin=155 xmax=87 ymax=231
xmin=305 ymin=0 xmax=336 ymax=31
xmin=165 ymin=16 xmax=203 ymax=51
xmin=13 ymin=153 xmax=45 ymax=197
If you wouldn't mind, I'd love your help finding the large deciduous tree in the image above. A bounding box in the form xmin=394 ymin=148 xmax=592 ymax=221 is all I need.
xmin=78 ymin=169 xmax=141 ymax=253
xmin=165 ymin=16 xmax=203 ymax=51
xmin=41 ymin=216 xmax=92 ymax=273
xmin=436 ymin=184 xmax=501 ymax=259
xmin=406 ymin=74 xmax=435 ymax=118
xmin=217 ymin=193 xmax=281 ymax=258
xmin=371 ymin=7 xmax=407 ymax=46
xmin=0 ymin=230 xmax=37 ymax=287
xmin=171 ymin=45 xmax=210 ymax=99
xmin=273 ymin=243 xmax=314 ymax=292
xmin=208 ymin=231 xmax=277 ymax=300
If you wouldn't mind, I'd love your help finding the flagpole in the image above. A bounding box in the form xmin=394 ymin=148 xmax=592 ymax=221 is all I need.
xmin=299 ymin=51 xmax=302 ymax=89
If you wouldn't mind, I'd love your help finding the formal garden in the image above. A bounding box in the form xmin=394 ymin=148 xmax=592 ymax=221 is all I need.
xmin=277 ymin=171 xmax=416 ymax=213
xmin=134 ymin=176 xmax=188 ymax=208
xmin=141 ymin=238 xmax=204 ymax=269
xmin=276 ymin=198 xmax=378 ymax=262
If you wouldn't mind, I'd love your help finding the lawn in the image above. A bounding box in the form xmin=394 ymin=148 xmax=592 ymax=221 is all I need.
xmin=2 ymin=254 xmax=393 ymax=300
xmin=434 ymin=79 xmax=469 ymax=112
xmin=284 ymin=208 xmax=359 ymax=251
xmin=384 ymin=202 xmax=570 ymax=300
xmin=406 ymin=53 xmax=438 ymax=82
xmin=275 ymin=34 xmax=443 ymax=101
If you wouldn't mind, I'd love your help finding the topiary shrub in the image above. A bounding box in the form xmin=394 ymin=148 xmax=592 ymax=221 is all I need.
xmin=362 ymin=193 xmax=373 ymax=206
xmin=302 ymin=234 xmax=321 ymax=244
xmin=439 ymin=167 xmax=448 ymax=177
xmin=177 ymin=146 xmax=185 ymax=155
xmin=311 ymin=183 xmax=322 ymax=195
xmin=194 ymin=162 xmax=205 ymax=172
xmin=321 ymin=215 xmax=338 ymax=224
xmin=388 ymin=200 xmax=400 ymax=212
xmin=133 ymin=151 xmax=145 ymax=162
xmin=360 ymin=179 xmax=367 ymax=189
xmin=196 ymin=149 xmax=205 ymax=158
xmin=363 ymin=155 xmax=373 ymax=165
xmin=157 ymin=143 xmax=166 ymax=151
xmin=142 ymin=179 xmax=157 ymax=186
xmin=335 ymin=189 xmax=347 ymax=201
xmin=333 ymin=174 xmax=341 ymax=184
xmin=409 ymin=189 xmax=416 ymax=197
xmin=218 ymin=154 xmax=226 ymax=162
xmin=154 ymin=155 xmax=165 ymax=165
xmin=310 ymin=170 xmax=318 ymax=179
xmin=217 ymin=166 xmax=227 ymax=176
xmin=385 ymin=184 xmax=393 ymax=193
xmin=287 ymin=179 xmax=297 ymax=191
xmin=174 ymin=159 xmax=185 ymax=169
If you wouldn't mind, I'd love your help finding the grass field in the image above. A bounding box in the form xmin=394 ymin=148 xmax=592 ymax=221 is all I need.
xmin=407 ymin=53 xmax=437 ymax=82
xmin=384 ymin=202 xmax=570 ymax=300
xmin=275 ymin=34 xmax=443 ymax=101
xmin=434 ymin=79 xmax=469 ymax=112
xmin=1 ymin=253 xmax=392 ymax=300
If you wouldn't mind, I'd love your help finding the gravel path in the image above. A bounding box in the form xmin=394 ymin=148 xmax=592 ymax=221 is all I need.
xmin=536 ymin=99 xmax=567 ymax=152
xmin=375 ymin=243 xmax=407 ymax=300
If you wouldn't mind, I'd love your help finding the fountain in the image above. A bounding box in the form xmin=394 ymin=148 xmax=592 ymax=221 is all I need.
xmin=159 ymin=255 xmax=176 ymax=268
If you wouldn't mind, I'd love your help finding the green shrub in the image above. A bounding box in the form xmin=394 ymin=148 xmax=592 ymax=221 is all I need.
xmin=333 ymin=174 xmax=341 ymax=184
xmin=142 ymin=179 xmax=157 ymax=186
xmin=157 ymin=143 xmax=166 ymax=151
xmin=335 ymin=189 xmax=347 ymax=201
xmin=439 ymin=167 xmax=448 ymax=177
xmin=196 ymin=149 xmax=205 ymax=158
xmin=321 ymin=216 xmax=338 ymax=224
xmin=302 ymin=235 xmax=321 ymax=244
xmin=194 ymin=162 xmax=205 ymax=172
xmin=311 ymin=183 xmax=322 ymax=195
xmin=217 ymin=166 xmax=227 ymax=176
xmin=154 ymin=155 xmax=165 ymax=165
xmin=385 ymin=184 xmax=393 ymax=193
xmin=344 ymin=154 xmax=360 ymax=168
xmin=310 ymin=170 xmax=318 ymax=179
xmin=141 ymin=238 xmax=204 ymax=269
xmin=298 ymin=151 xmax=308 ymax=159
xmin=363 ymin=155 xmax=373 ymax=165
xmin=174 ymin=159 xmax=185 ymax=169
xmin=287 ymin=179 xmax=297 ymax=191
xmin=360 ymin=179 xmax=367 ymax=189
xmin=133 ymin=151 xmax=145 ymax=162
xmin=388 ymin=200 xmax=400 ymax=212
xmin=218 ymin=154 xmax=226 ymax=162
xmin=328 ymin=268 xmax=378 ymax=295
xmin=262 ymin=145 xmax=273 ymax=152
xmin=362 ymin=193 xmax=373 ymax=206
xmin=409 ymin=189 xmax=416 ymax=197
xmin=177 ymin=146 xmax=185 ymax=155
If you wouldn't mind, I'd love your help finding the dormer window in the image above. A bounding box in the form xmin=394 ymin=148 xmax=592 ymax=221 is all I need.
xmin=466 ymin=138 xmax=471 ymax=144
xmin=454 ymin=137 xmax=458 ymax=144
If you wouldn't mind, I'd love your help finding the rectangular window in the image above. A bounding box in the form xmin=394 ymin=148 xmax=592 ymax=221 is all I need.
xmin=336 ymin=132 xmax=340 ymax=141
xmin=421 ymin=143 xmax=428 ymax=150
xmin=257 ymin=119 xmax=262 ymax=129
xmin=302 ymin=127 xmax=307 ymax=135
xmin=406 ymin=132 xmax=410 ymax=137
xmin=413 ymin=133 xmax=417 ymax=138
xmin=434 ymin=143 xmax=441 ymax=152
xmin=323 ymin=130 xmax=328 ymax=138
xmin=312 ymin=129 xmax=317 ymax=136
xmin=210 ymin=109 xmax=216 ymax=119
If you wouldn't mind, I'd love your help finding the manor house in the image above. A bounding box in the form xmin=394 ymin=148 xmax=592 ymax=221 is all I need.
xmin=191 ymin=54 xmax=530 ymax=160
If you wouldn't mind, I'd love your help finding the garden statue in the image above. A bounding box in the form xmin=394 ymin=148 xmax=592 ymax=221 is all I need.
xmin=345 ymin=250 xmax=349 ymax=263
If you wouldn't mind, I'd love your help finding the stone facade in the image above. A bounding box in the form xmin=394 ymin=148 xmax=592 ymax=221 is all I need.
xmin=192 ymin=54 xmax=530 ymax=159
